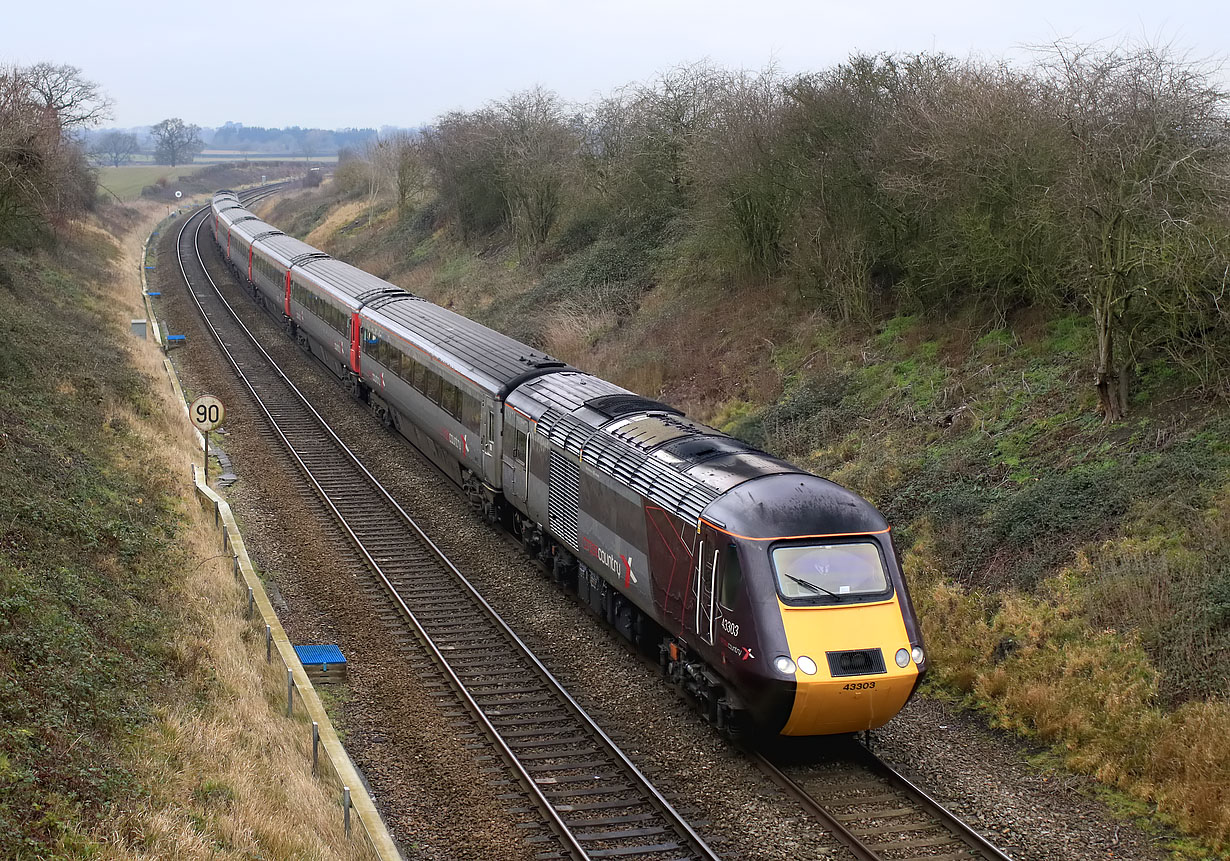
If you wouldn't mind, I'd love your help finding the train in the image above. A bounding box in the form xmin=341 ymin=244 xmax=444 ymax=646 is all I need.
xmin=209 ymin=189 xmax=927 ymax=737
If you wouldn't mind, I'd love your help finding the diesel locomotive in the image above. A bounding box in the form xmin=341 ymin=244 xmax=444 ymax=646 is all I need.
xmin=210 ymin=190 xmax=926 ymax=737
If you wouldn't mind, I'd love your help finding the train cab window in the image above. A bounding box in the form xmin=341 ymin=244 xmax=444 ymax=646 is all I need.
xmin=771 ymin=542 xmax=889 ymax=605
xmin=718 ymin=543 xmax=743 ymax=609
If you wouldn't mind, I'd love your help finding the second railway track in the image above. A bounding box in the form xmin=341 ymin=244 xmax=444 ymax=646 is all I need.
xmin=174 ymin=193 xmax=720 ymax=861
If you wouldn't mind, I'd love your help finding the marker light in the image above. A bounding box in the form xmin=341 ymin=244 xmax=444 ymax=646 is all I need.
xmin=773 ymin=656 xmax=796 ymax=675
xmin=912 ymin=646 xmax=925 ymax=665
xmin=895 ymin=648 xmax=910 ymax=668
xmin=797 ymin=656 xmax=818 ymax=675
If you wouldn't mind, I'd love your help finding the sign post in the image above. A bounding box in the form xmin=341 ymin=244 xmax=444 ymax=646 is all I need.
xmin=189 ymin=395 xmax=226 ymax=485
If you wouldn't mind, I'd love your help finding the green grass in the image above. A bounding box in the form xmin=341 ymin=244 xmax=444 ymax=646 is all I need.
xmin=0 ymin=233 xmax=189 ymax=856
xmin=97 ymin=165 xmax=203 ymax=201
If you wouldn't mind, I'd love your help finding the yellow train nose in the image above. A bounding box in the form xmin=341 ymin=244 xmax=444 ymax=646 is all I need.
xmin=775 ymin=597 xmax=921 ymax=735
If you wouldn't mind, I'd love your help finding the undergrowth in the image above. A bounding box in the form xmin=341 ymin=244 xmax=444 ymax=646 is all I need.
xmin=272 ymin=181 xmax=1230 ymax=854
xmin=0 ymin=232 xmax=184 ymax=856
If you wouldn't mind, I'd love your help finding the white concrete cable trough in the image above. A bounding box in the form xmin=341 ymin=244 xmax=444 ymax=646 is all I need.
xmin=142 ymin=213 xmax=404 ymax=861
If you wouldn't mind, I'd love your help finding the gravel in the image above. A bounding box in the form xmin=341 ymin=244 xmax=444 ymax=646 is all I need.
xmin=154 ymin=210 xmax=1184 ymax=861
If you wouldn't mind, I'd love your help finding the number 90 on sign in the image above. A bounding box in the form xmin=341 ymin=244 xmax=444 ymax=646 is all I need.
xmin=190 ymin=395 xmax=225 ymax=431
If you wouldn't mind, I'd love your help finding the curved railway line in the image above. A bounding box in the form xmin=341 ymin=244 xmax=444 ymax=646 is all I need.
xmin=174 ymin=192 xmax=720 ymax=861
xmin=172 ymin=188 xmax=1016 ymax=861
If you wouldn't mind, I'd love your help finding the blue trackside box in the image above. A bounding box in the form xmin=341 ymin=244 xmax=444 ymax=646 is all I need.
xmin=295 ymin=644 xmax=346 ymax=666
xmin=294 ymin=644 xmax=348 ymax=683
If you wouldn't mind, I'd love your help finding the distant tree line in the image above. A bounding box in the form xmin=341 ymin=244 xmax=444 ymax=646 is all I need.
xmin=340 ymin=43 xmax=1230 ymax=420
xmin=0 ymin=63 xmax=105 ymax=247
xmin=207 ymin=122 xmax=377 ymax=155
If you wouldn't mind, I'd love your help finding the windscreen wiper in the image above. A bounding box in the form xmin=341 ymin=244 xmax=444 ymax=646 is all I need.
xmin=783 ymin=573 xmax=840 ymax=599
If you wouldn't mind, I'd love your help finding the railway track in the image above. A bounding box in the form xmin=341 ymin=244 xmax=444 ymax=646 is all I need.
xmin=173 ymin=193 xmax=720 ymax=861
xmin=752 ymin=739 xmax=1015 ymax=861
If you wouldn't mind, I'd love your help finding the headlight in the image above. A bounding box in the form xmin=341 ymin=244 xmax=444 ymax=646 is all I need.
xmin=797 ymin=656 xmax=817 ymax=675
xmin=912 ymin=646 xmax=925 ymax=665
xmin=773 ymin=656 xmax=796 ymax=675
xmin=895 ymin=648 xmax=910 ymax=668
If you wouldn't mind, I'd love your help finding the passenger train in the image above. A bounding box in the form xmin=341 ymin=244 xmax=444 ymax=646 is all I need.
xmin=210 ymin=189 xmax=926 ymax=737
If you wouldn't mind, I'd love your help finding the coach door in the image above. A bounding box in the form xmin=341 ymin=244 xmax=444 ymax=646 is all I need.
xmin=693 ymin=527 xmax=719 ymax=645
xmin=501 ymin=409 xmax=530 ymax=509
xmin=482 ymin=406 xmax=498 ymax=484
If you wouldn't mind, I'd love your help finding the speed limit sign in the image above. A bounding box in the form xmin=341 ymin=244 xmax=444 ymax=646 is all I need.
xmin=190 ymin=395 xmax=225 ymax=431
xmin=190 ymin=395 xmax=225 ymax=485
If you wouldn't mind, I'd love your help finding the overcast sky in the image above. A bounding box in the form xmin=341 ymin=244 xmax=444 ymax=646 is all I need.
xmin=5 ymin=0 xmax=1227 ymax=130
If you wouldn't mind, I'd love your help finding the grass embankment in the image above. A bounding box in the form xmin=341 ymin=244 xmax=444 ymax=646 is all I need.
xmin=260 ymin=183 xmax=1230 ymax=855
xmin=0 ymin=205 xmax=374 ymax=859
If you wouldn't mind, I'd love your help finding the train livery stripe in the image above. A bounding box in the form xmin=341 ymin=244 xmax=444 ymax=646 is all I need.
xmin=700 ymin=520 xmax=891 ymax=542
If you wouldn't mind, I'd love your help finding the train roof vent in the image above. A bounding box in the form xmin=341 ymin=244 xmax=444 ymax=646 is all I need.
xmin=582 ymin=432 xmax=719 ymax=521
xmin=289 ymin=252 xmax=331 ymax=267
xmin=233 ymin=215 xmax=262 ymax=225
xmin=357 ymin=287 xmax=421 ymax=309
xmin=217 ymin=189 xmax=237 ymax=195
xmin=521 ymin=358 xmax=567 ymax=369
xmin=585 ymin=393 xmax=683 ymax=419
xmin=537 ymin=408 xmax=592 ymax=456
xmin=252 ymin=230 xmax=285 ymax=242
xmin=219 ymin=203 xmax=244 ymax=212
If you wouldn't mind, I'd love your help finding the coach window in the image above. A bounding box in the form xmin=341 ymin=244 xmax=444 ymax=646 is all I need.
xmin=718 ymin=543 xmax=743 ymax=609
xmin=412 ymin=360 xmax=427 ymax=392
xmin=425 ymin=370 xmax=442 ymax=404
xmin=461 ymin=392 xmax=481 ymax=433
xmin=440 ymin=381 xmax=458 ymax=418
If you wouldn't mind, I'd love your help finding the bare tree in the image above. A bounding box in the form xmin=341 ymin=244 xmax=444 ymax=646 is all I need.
xmin=1 ymin=63 xmax=100 ymax=246
xmin=24 ymin=62 xmax=111 ymax=131
xmin=150 ymin=117 xmax=203 ymax=166
xmin=1042 ymin=40 xmax=1230 ymax=420
xmin=494 ymin=87 xmax=577 ymax=251
xmin=90 ymin=131 xmax=138 ymax=167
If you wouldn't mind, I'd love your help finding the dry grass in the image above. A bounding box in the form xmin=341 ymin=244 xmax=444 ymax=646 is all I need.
xmin=305 ymin=200 xmax=372 ymax=249
xmin=81 ymin=208 xmax=376 ymax=860
xmin=906 ymin=523 xmax=1230 ymax=850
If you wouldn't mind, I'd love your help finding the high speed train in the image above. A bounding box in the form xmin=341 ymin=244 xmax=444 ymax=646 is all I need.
xmin=210 ymin=189 xmax=926 ymax=737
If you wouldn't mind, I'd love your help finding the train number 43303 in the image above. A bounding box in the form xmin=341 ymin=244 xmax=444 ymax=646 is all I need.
xmin=842 ymin=681 xmax=876 ymax=691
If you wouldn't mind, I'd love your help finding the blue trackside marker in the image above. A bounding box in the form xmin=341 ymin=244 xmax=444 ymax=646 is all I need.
xmin=294 ymin=644 xmax=346 ymax=667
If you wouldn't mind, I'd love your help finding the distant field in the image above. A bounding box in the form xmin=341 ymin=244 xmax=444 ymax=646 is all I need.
xmin=119 ymin=151 xmax=338 ymax=165
xmin=97 ymin=165 xmax=203 ymax=201
xmin=199 ymin=150 xmax=338 ymax=163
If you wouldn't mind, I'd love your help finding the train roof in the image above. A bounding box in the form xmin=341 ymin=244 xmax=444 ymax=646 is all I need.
xmin=300 ymin=258 xmax=400 ymax=301
xmin=363 ymin=299 xmax=569 ymax=397
xmin=256 ymin=232 xmax=320 ymax=265
xmin=509 ymin=372 xmax=804 ymax=523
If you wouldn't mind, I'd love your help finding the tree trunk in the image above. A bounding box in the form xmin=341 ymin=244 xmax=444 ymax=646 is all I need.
xmin=1094 ymin=275 xmax=1124 ymax=423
